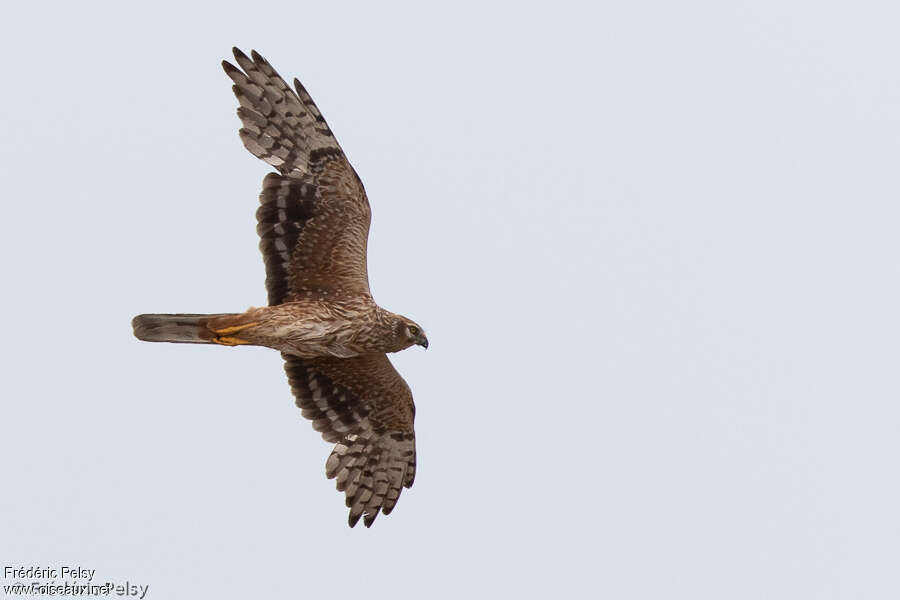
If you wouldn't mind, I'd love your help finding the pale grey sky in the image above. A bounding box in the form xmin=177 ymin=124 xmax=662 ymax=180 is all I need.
xmin=2 ymin=1 xmax=899 ymax=598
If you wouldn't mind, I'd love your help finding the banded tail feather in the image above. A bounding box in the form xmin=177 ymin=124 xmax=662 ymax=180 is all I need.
xmin=131 ymin=313 xmax=238 ymax=344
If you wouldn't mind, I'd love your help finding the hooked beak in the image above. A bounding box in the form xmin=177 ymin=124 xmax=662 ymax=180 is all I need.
xmin=417 ymin=336 xmax=429 ymax=350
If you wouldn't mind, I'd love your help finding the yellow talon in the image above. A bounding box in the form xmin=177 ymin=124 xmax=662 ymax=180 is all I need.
xmin=214 ymin=336 xmax=251 ymax=346
xmin=213 ymin=321 xmax=259 ymax=335
xmin=212 ymin=321 xmax=258 ymax=346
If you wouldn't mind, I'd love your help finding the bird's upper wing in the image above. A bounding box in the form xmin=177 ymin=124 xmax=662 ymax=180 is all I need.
xmin=223 ymin=48 xmax=371 ymax=304
xmin=283 ymin=352 xmax=417 ymax=528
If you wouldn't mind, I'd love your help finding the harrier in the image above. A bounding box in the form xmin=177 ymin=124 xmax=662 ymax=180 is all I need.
xmin=132 ymin=48 xmax=427 ymax=528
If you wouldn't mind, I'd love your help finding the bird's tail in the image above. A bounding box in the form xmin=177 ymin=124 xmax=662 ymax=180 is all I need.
xmin=132 ymin=313 xmax=240 ymax=344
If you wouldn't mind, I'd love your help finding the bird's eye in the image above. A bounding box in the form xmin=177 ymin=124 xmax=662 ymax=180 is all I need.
xmin=408 ymin=326 xmax=419 ymax=336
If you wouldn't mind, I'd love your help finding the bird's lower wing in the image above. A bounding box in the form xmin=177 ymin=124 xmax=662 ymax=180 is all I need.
xmin=283 ymin=352 xmax=416 ymax=527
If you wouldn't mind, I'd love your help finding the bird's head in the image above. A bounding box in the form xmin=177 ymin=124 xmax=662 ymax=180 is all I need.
xmin=393 ymin=317 xmax=428 ymax=351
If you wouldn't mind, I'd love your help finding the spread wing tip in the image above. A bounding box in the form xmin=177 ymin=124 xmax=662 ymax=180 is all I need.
xmin=347 ymin=510 xmax=380 ymax=528
xmin=231 ymin=46 xmax=249 ymax=62
xmin=326 ymin=431 xmax=416 ymax=529
xmin=250 ymin=49 xmax=268 ymax=64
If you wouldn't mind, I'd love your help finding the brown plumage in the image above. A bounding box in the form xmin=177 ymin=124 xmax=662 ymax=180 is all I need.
xmin=132 ymin=48 xmax=427 ymax=528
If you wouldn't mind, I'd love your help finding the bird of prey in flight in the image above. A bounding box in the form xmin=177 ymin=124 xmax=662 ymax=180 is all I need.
xmin=133 ymin=48 xmax=427 ymax=528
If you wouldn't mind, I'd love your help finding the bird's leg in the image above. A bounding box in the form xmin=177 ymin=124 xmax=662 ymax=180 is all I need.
xmin=211 ymin=321 xmax=259 ymax=346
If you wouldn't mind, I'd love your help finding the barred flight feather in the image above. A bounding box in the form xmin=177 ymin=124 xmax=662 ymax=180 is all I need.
xmin=222 ymin=48 xmax=341 ymax=178
xmin=283 ymin=353 xmax=416 ymax=527
xmin=256 ymin=173 xmax=317 ymax=305
xmin=225 ymin=48 xmax=372 ymax=305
